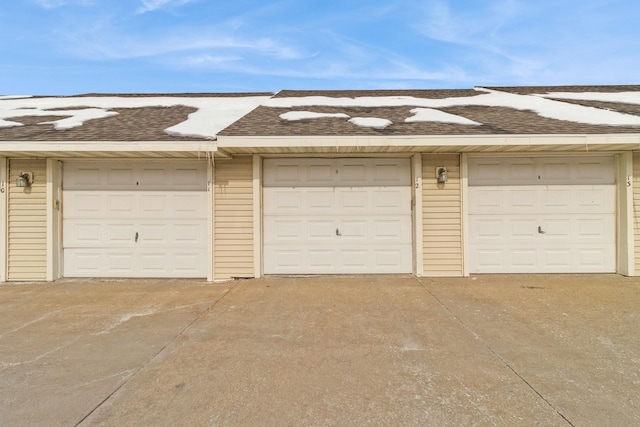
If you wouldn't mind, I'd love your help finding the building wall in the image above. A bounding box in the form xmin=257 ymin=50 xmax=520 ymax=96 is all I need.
xmin=421 ymin=154 xmax=464 ymax=276
xmin=8 ymin=159 xmax=47 ymax=281
xmin=214 ymin=156 xmax=254 ymax=280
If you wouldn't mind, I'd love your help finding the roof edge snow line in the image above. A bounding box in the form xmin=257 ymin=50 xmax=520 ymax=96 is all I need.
xmin=1 ymin=85 xmax=640 ymax=144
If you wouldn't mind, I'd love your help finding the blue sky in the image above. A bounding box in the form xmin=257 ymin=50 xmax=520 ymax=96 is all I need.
xmin=1 ymin=0 xmax=639 ymax=94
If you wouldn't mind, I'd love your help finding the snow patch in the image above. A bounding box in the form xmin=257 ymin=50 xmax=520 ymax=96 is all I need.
xmin=406 ymin=108 xmax=481 ymax=125
xmin=280 ymin=111 xmax=350 ymax=121
xmin=348 ymin=117 xmax=392 ymax=129
xmin=537 ymin=91 xmax=640 ymax=105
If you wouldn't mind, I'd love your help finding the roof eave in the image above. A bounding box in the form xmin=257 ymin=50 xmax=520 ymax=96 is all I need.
xmin=217 ymin=133 xmax=640 ymax=149
xmin=0 ymin=140 xmax=218 ymax=158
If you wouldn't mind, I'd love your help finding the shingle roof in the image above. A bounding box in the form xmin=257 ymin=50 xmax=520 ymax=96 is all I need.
xmin=220 ymin=85 xmax=640 ymax=136
xmin=1 ymin=86 xmax=640 ymax=142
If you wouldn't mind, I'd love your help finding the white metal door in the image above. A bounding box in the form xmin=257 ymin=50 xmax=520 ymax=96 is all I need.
xmin=263 ymin=158 xmax=412 ymax=274
xmin=468 ymin=156 xmax=616 ymax=273
xmin=63 ymin=161 xmax=208 ymax=277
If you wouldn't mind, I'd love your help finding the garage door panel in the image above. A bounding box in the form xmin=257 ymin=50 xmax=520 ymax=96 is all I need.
xmin=65 ymin=192 xmax=206 ymax=219
xmin=308 ymin=220 xmax=334 ymax=240
xmin=63 ymin=161 xmax=207 ymax=278
xmin=370 ymin=159 xmax=411 ymax=185
xmin=510 ymin=219 xmax=538 ymax=239
xmin=140 ymin=195 xmax=167 ymax=213
xmin=64 ymin=248 xmax=206 ymax=277
xmin=540 ymin=219 xmax=571 ymax=239
xmin=471 ymin=186 xmax=614 ymax=214
xmin=511 ymin=249 xmax=538 ymax=268
xmin=469 ymin=156 xmax=614 ymax=185
xmin=107 ymin=167 xmax=135 ymax=186
xmin=309 ymin=190 xmax=335 ymax=210
xmin=107 ymin=195 xmax=135 ymax=214
xmin=64 ymin=162 xmax=207 ymax=191
xmin=263 ymin=158 xmax=412 ymax=274
xmin=264 ymin=219 xmax=304 ymax=241
xmin=473 ymin=244 xmax=615 ymax=273
xmin=264 ymin=188 xmax=336 ymax=214
xmin=339 ymin=220 xmax=368 ymax=239
xmin=65 ymin=193 xmax=102 ymax=215
xmin=576 ymin=248 xmax=611 ymax=269
xmin=575 ymin=159 xmax=614 ymax=182
xmin=309 ymin=250 xmax=334 ymax=269
xmin=340 ymin=163 xmax=367 ymax=182
xmin=339 ymin=190 xmax=368 ymax=210
xmin=265 ymin=245 xmax=411 ymax=273
xmin=469 ymin=156 xmax=615 ymax=274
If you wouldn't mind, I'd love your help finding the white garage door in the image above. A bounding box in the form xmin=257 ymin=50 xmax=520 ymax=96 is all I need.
xmin=63 ymin=161 xmax=208 ymax=278
xmin=468 ymin=156 xmax=615 ymax=273
xmin=263 ymin=158 xmax=412 ymax=274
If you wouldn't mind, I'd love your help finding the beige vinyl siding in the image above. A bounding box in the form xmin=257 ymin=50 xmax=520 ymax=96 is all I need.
xmin=8 ymin=159 xmax=47 ymax=281
xmin=422 ymin=154 xmax=463 ymax=276
xmin=214 ymin=156 xmax=254 ymax=280
xmin=633 ymin=153 xmax=640 ymax=273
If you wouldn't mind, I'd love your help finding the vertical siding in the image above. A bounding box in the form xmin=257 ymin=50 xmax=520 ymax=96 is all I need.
xmin=633 ymin=153 xmax=640 ymax=273
xmin=422 ymin=154 xmax=463 ymax=276
xmin=214 ymin=156 xmax=254 ymax=280
xmin=8 ymin=159 xmax=47 ymax=281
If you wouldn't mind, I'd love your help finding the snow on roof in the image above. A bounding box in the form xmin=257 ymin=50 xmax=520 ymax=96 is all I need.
xmin=406 ymin=108 xmax=481 ymax=125
xmin=348 ymin=117 xmax=393 ymax=129
xmin=536 ymin=91 xmax=640 ymax=105
xmin=279 ymin=111 xmax=350 ymax=121
xmin=279 ymin=111 xmax=392 ymax=129
xmin=0 ymin=95 xmax=270 ymax=139
xmin=2 ymin=88 xmax=640 ymax=141
xmin=265 ymin=88 xmax=640 ymax=127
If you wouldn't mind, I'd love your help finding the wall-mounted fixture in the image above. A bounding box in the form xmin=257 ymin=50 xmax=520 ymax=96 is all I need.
xmin=16 ymin=171 xmax=34 ymax=187
xmin=436 ymin=167 xmax=448 ymax=183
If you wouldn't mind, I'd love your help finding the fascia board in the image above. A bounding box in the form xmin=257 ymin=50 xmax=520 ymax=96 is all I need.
xmin=217 ymin=134 xmax=640 ymax=148
xmin=0 ymin=141 xmax=218 ymax=153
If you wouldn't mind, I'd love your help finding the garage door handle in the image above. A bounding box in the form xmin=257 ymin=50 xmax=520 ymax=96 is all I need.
xmin=135 ymin=232 xmax=139 ymax=242
xmin=538 ymin=226 xmax=546 ymax=234
xmin=336 ymin=228 xmax=341 ymax=236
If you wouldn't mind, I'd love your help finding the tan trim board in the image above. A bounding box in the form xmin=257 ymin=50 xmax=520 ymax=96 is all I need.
xmin=412 ymin=154 xmax=423 ymax=276
xmin=460 ymin=153 xmax=469 ymax=277
xmin=46 ymin=159 xmax=61 ymax=281
xmin=253 ymin=155 xmax=262 ymax=278
xmin=0 ymin=157 xmax=6 ymax=282
xmin=208 ymin=157 xmax=215 ymax=281
xmin=618 ymin=153 xmax=634 ymax=276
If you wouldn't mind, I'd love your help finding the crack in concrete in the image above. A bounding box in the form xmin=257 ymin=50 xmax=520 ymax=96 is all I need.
xmin=73 ymin=281 xmax=240 ymax=427
xmin=91 ymin=298 xmax=227 ymax=336
xmin=0 ymin=307 xmax=74 ymax=339
xmin=0 ymin=337 xmax=81 ymax=371
xmin=414 ymin=277 xmax=575 ymax=427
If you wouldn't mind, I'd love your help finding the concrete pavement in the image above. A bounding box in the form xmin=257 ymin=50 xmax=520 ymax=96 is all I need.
xmin=0 ymin=275 xmax=638 ymax=426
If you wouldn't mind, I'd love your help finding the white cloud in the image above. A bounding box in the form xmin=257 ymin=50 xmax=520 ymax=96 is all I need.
xmin=32 ymin=0 xmax=68 ymax=8
xmin=31 ymin=0 xmax=94 ymax=8
xmin=136 ymin=0 xmax=196 ymax=14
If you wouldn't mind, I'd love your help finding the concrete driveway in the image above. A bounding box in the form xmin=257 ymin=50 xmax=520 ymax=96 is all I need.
xmin=1 ymin=275 xmax=638 ymax=426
